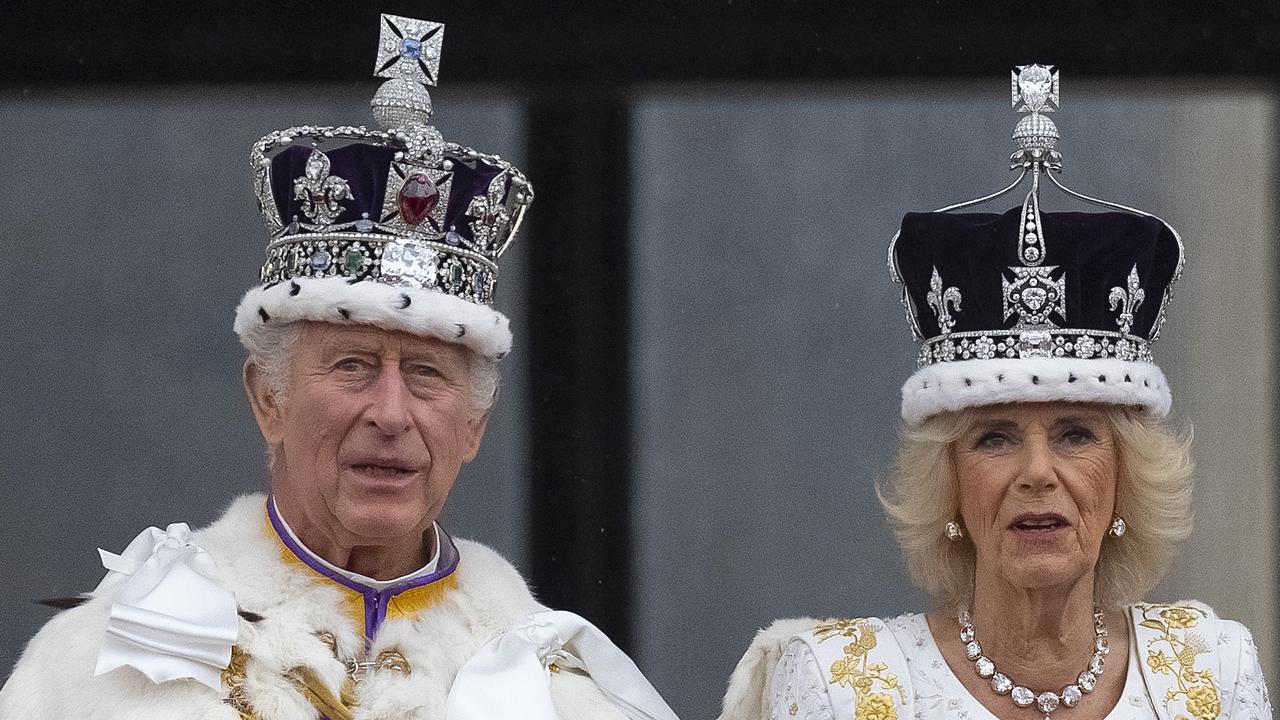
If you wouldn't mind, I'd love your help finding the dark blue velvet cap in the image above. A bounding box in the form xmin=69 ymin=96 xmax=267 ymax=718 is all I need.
xmin=894 ymin=208 xmax=1182 ymax=342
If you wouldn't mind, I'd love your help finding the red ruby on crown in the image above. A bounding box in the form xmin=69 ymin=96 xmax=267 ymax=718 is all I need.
xmin=398 ymin=174 xmax=440 ymax=226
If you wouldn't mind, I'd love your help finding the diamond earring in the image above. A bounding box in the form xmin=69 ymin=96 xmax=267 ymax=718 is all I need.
xmin=1109 ymin=516 xmax=1127 ymax=537
xmin=945 ymin=520 xmax=964 ymax=542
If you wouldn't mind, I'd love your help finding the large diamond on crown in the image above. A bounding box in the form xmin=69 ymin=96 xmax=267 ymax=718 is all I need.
xmin=380 ymin=239 xmax=439 ymax=288
xmin=1014 ymin=64 xmax=1058 ymax=113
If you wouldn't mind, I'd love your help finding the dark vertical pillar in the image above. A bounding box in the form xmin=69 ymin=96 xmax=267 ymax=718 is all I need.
xmin=523 ymin=87 xmax=634 ymax=648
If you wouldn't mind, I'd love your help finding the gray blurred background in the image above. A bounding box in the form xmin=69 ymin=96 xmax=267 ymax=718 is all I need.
xmin=2 ymin=4 xmax=1279 ymax=719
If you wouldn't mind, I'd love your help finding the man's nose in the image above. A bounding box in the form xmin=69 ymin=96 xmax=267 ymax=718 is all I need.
xmin=365 ymin=366 xmax=413 ymax=435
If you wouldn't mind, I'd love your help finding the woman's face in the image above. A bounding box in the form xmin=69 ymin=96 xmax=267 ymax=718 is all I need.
xmin=950 ymin=402 xmax=1118 ymax=594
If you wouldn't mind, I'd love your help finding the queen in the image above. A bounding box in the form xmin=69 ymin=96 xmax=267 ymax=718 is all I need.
xmin=721 ymin=66 xmax=1271 ymax=720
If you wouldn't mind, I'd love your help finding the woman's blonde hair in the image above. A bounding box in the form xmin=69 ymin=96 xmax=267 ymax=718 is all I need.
xmin=878 ymin=405 xmax=1194 ymax=609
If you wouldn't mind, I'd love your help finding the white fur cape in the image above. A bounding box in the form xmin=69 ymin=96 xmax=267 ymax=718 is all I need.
xmin=717 ymin=618 xmax=817 ymax=720
xmin=0 ymin=495 xmax=626 ymax=720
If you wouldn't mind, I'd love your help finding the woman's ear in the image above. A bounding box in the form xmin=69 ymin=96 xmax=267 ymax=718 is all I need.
xmin=243 ymin=360 xmax=284 ymax=445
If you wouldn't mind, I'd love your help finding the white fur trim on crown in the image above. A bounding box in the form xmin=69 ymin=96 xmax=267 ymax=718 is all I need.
xmin=901 ymin=357 xmax=1172 ymax=425
xmin=233 ymin=277 xmax=512 ymax=359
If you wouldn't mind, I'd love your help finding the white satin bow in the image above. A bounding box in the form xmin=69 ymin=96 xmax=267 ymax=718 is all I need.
xmin=92 ymin=523 xmax=239 ymax=690
xmin=446 ymin=609 xmax=680 ymax=720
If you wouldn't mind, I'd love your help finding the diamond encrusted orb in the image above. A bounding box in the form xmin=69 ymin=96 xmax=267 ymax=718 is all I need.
xmin=1013 ymin=112 xmax=1060 ymax=150
xmin=372 ymin=78 xmax=435 ymax=131
xmin=1011 ymin=686 xmax=1035 ymax=707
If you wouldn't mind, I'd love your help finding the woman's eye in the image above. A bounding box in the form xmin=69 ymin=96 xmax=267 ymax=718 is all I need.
xmin=1062 ymin=427 xmax=1097 ymax=444
xmin=975 ymin=432 xmax=1009 ymax=449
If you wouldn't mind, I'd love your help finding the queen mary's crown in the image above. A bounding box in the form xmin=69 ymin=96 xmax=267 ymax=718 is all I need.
xmin=249 ymin=14 xmax=533 ymax=309
xmin=888 ymin=64 xmax=1185 ymax=424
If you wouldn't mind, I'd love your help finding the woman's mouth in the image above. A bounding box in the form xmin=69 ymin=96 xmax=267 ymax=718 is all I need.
xmin=1009 ymin=513 xmax=1070 ymax=532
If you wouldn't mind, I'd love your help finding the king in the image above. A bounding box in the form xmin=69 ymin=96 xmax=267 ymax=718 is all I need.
xmin=0 ymin=14 xmax=678 ymax=720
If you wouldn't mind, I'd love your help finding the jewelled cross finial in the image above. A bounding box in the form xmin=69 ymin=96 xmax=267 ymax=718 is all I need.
xmin=374 ymin=14 xmax=445 ymax=86
xmin=1012 ymin=64 xmax=1059 ymax=114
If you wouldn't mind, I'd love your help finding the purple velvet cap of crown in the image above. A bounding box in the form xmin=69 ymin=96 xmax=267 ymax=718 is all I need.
xmin=269 ymin=142 xmax=506 ymax=245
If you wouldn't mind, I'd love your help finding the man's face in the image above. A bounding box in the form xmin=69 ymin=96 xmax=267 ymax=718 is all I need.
xmin=248 ymin=322 xmax=488 ymax=550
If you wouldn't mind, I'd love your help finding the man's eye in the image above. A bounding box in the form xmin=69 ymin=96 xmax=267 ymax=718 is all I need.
xmin=335 ymin=358 xmax=366 ymax=372
xmin=410 ymin=364 xmax=441 ymax=378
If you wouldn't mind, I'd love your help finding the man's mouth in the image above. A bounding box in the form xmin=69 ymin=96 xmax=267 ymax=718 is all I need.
xmin=350 ymin=462 xmax=416 ymax=478
xmin=1009 ymin=513 xmax=1070 ymax=531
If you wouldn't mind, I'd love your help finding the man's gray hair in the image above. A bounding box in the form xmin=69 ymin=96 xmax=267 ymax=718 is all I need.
xmin=240 ymin=321 xmax=500 ymax=412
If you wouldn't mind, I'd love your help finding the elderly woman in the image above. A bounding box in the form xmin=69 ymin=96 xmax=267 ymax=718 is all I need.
xmin=0 ymin=14 xmax=676 ymax=720
xmin=721 ymin=71 xmax=1270 ymax=720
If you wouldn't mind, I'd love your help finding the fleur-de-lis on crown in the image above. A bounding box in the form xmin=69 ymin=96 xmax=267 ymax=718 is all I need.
xmin=293 ymin=149 xmax=352 ymax=228
xmin=1109 ymin=264 xmax=1146 ymax=334
xmin=467 ymin=174 xmax=512 ymax=250
xmin=927 ymin=266 xmax=963 ymax=335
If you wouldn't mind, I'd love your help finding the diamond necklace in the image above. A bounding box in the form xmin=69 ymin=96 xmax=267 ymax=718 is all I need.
xmin=957 ymin=607 xmax=1108 ymax=719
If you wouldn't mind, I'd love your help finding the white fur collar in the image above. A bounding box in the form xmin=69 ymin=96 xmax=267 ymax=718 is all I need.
xmin=0 ymin=494 xmax=626 ymax=720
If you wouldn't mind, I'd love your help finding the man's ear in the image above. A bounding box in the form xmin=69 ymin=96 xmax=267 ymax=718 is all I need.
xmin=243 ymin=360 xmax=284 ymax=445
xmin=460 ymin=411 xmax=490 ymax=465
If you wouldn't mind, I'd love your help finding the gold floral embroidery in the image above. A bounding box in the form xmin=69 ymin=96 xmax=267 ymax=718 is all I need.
xmin=1185 ymin=685 xmax=1222 ymax=719
xmin=854 ymin=692 xmax=897 ymax=720
xmin=1147 ymin=650 xmax=1174 ymax=674
xmin=812 ymin=618 xmax=905 ymax=720
xmin=1136 ymin=604 xmax=1222 ymax=720
xmin=1160 ymin=607 xmax=1200 ymax=629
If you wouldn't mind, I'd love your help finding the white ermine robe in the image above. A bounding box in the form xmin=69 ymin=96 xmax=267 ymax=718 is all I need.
xmin=0 ymin=494 xmax=676 ymax=720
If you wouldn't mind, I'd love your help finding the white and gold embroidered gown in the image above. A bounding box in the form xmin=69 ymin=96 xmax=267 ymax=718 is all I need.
xmin=723 ymin=606 xmax=1270 ymax=720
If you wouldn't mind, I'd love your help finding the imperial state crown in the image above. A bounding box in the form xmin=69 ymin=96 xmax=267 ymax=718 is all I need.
xmin=234 ymin=14 xmax=533 ymax=360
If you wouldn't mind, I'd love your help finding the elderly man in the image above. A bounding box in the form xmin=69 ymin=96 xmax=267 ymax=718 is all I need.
xmin=0 ymin=14 xmax=676 ymax=720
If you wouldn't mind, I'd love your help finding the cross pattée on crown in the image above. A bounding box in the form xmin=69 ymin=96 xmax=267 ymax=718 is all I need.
xmin=1012 ymin=64 xmax=1059 ymax=114
xmin=374 ymin=14 xmax=445 ymax=87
